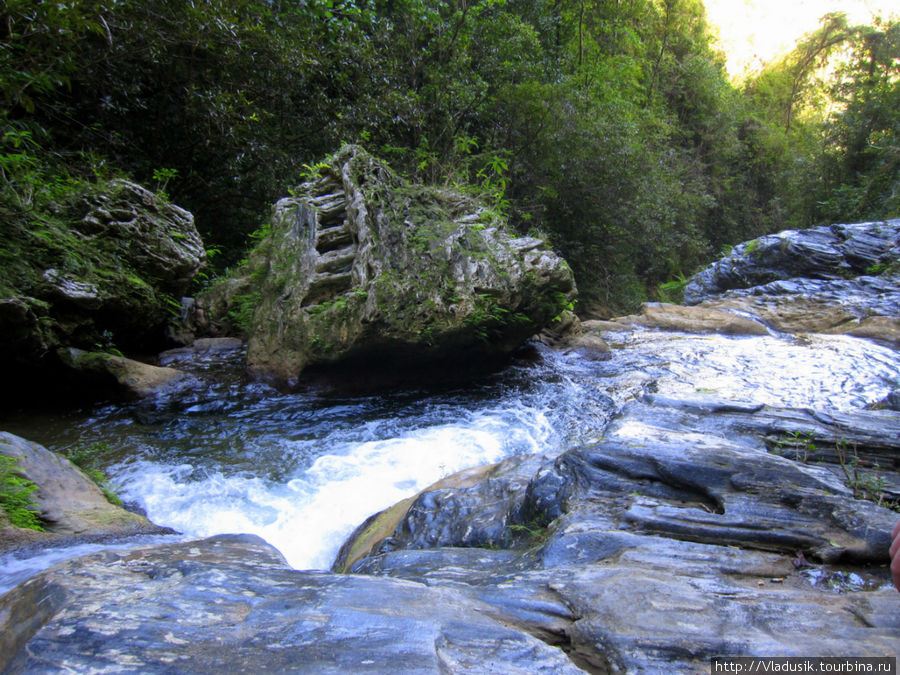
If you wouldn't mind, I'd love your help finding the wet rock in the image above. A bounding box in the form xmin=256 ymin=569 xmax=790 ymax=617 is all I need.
xmin=206 ymin=145 xmax=575 ymax=383
xmin=681 ymin=220 xmax=900 ymax=344
xmin=157 ymin=337 xmax=245 ymax=368
xmin=536 ymin=312 xmax=611 ymax=361
xmin=58 ymin=347 xmax=189 ymax=399
xmin=0 ymin=534 xmax=582 ymax=674
xmin=698 ymin=277 xmax=900 ymax=345
xmin=0 ymin=433 xmax=167 ymax=554
xmin=341 ymin=394 xmax=900 ymax=670
xmin=335 ymin=453 xmax=552 ymax=572
xmin=684 ymin=220 xmax=900 ymax=303
xmin=613 ymin=302 xmax=769 ymax=335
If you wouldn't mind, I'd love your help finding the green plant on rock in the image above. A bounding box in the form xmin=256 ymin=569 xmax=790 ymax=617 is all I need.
xmin=774 ymin=430 xmax=818 ymax=462
xmin=835 ymin=438 xmax=895 ymax=509
xmin=228 ymin=290 xmax=261 ymax=334
xmin=657 ymin=273 xmax=688 ymax=304
xmin=151 ymin=167 xmax=178 ymax=200
xmin=0 ymin=454 xmax=44 ymax=530
xmin=94 ymin=329 xmax=124 ymax=357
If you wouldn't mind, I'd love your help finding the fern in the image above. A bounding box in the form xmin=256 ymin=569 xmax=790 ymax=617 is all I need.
xmin=0 ymin=455 xmax=44 ymax=531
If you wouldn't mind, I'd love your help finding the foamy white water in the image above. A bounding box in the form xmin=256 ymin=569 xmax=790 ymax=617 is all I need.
xmin=2 ymin=333 xmax=897 ymax=592
xmin=112 ymin=403 xmax=556 ymax=570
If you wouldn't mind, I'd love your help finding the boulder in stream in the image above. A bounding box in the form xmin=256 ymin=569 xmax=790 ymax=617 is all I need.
xmin=0 ymin=432 xmax=168 ymax=554
xmin=206 ymin=145 xmax=576 ymax=384
xmin=1 ymin=179 xmax=206 ymax=401
xmin=58 ymin=348 xmax=189 ymax=399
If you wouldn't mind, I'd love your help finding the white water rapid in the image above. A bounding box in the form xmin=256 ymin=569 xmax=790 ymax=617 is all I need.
xmin=1 ymin=331 xmax=898 ymax=594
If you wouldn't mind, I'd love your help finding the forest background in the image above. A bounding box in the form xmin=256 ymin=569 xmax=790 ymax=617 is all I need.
xmin=1 ymin=0 xmax=898 ymax=314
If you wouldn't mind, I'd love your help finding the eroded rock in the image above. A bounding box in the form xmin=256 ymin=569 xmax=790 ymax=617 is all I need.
xmin=684 ymin=220 xmax=900 ymax=303
xmin=208 ymin=145 xmax=576 ymax=383
xmin=1 ymin=179 xmax=206 ymax=401
xmin=613 ymin=302 xmax=769 ymax=335
xmin=341 ymin=394 xmax=900 ymax=670
xmin=681 ymin=220 xmax=900 ymax=344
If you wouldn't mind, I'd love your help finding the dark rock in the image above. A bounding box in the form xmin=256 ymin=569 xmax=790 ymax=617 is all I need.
xmin=1 ymin=180 xmax=205 ymax=402
xmin=339 ymin=394 xmax=900 ymax=670
xmin=157 ymin=337 xmax=245 ymax=368
xmin=681 ymin=220 xmax=900 ymax=344
xmin=697 ymin=276 xmax=900 ymax=345
xmin=684 ymin=220 xmax=900 ymax=304
xmin=0 ymin=534 xmax=583 ymax=673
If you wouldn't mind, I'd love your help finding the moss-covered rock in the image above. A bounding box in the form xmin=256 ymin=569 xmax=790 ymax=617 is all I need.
xmin=211 ymin=145 xmax=575 ymax=383
xmin=57 ymin=347 xmax=189 ymax=399
xmin=0 ymin=179 xmax=205 ymax=398
xmin=0 ymin=432 xmax=168 ymax=555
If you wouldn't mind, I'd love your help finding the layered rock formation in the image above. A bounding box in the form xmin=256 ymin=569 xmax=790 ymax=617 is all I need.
xmin=1 ymin=179 xmax=205 ymax=399
xmin=337 ymin=395 xmax=900 ymax=670
xmin=208 ymin=145 xmax=575 ymax=383
xmin=683 ymin=219 xmax=900 ymax=344
xmin=0 ymin=535 xmax=583 ymax=673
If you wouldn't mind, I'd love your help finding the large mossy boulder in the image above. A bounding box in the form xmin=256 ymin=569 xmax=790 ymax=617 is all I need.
xmin=217 ymin=145 xmax=575 ymax=383
xmin=0 ymin=179 xmax=205 ymax=396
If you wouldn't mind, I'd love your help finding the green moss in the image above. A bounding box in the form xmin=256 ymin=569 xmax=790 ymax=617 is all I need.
xmin=0 ymin=455 xmax=44 ymax=531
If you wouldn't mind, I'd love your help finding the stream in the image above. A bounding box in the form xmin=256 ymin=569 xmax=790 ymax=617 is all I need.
xmin=2 ymin=329 xmax=899 ymax=595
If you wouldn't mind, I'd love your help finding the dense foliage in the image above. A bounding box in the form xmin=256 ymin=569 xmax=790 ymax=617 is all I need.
xmin=2 ymin=0 xmax=897 ymax=314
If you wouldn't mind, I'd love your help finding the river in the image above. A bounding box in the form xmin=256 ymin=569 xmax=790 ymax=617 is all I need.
xmin=1 ymin=329 xmax=898 ymax=594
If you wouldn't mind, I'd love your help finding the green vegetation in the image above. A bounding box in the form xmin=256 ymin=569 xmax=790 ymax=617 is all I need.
xmin=2 ymin=1 xmax=897 ymax=315
xmin=0 ymin=455 xmax=44 ymax=530
xmin=834 ymin=439 xmax=896 ymax=510
xmin=773 ymin=430 xmax=818 ymax=463
xmin=770 ymin=432 xmax=897 ymax=511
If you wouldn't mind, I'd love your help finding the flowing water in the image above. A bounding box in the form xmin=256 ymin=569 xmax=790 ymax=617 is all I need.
xmin=2 ymin=329 xmax=899 ymax=594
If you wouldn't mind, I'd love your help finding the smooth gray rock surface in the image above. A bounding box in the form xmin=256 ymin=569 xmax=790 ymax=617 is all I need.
xmin=0 ymin=534 xmax=582 ymax=674
xmin=344 ymin=394 xmax=900 ymax=671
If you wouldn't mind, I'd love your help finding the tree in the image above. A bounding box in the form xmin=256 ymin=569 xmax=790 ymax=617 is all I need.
xmin=817 ymin=17 xmax=900 ymax=221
